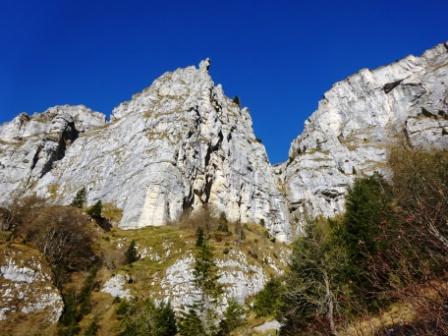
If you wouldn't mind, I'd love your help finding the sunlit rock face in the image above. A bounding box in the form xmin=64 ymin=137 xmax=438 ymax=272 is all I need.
xmin=159 ymin=251 xmax=268 ymax=312
xmin=0 ymin=60 xmax=290 ymax=241
xmin=0 ymin=105 xmax=106 ymax=204
xmin=1 ymin=42 xmax=447 ymax=240
xmin=282 ymin=42 xmax=448 ymax=232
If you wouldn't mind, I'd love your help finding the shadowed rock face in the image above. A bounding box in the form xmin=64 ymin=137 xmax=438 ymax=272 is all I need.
xmin=1 ymin=42 xmax=447 ymax=240
xmin=0 ymin=59 xmax=290 ymax=241
xmin=281 ymin=42 xmax=448 ymax=233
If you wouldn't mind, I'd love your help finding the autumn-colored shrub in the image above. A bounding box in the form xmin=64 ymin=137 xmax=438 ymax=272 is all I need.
xmin=278 ymin=146 xmax=448 ymax=335
xmin=11 ymin=200 xmax=99 ymax=285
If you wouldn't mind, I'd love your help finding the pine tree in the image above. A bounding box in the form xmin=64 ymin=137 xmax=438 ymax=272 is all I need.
xmin=253 ymin=279 xmax=283 ymax=317
xmin=217 ymin=215 xmax=229 ymax=233
xmin=86 ymin=200 xmax=102 ymax=219
xmin=191 ymin=228 xmax=223 ymax=332
xmin=193 ymin=231 xmax=222 ymax=299
xmin=71 ymin=187 xmax=87 ymax=208
xmin=217 ymin=299 xmax=245 ymax=336
xmin=151 ymin=301 xmax=177 ymax=336
xmin=196 ymin=227 xmax=205 ymax=247
xmin=126 ymin=240 xmax=139 ymax=264
xmin=77 ymin=267 xmax=97 ymax=318
xmin=58 ymin=290 xmax=80 ymax=336
xmin=178 ymin=309 xmax=206 ymax=336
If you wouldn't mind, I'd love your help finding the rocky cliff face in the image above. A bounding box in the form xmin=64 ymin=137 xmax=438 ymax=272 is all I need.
xmin=1 ymin=43 xmax=447 ymax=239
xmin=0 ymin=60 xmax=290 ymax=241
xmin=0 ymin=105 xmax=105 ymax=203
xmin=282 ymin=42 xmax=448 ymax=231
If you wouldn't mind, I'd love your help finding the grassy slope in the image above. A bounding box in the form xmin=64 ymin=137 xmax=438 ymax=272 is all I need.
xmin=67 ymin=222 xmax=289 ymax=336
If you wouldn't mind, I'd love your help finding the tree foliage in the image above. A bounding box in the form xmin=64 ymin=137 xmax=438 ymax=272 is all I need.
xmin=126 ymin=240 xmax=139 ymax=264
xmin=151 ymin=301 xmax=178 ymax=336
xmin=72 ymin=187 xmax=87 ymax=208
xmin=12 ymin=201 xmax=98 ymax=286
xmin=216 ymin=299 xmax=245 ymax=336
xmin=253 ymin=278 xmax=284 ymax=317
xmin=178 ymin=309 xmax=207 ymax=336
xmin=278 ymin=147 xmax=448 ymax=335
xmin=86 ymin=200 xmax=102 ymax=218
xmin=117 ymin=299 xmax=177 ymax=336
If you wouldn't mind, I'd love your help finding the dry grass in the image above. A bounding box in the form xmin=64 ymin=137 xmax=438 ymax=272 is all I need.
xmin=101 ymin=202 xmax=123 ymax=224
xmin=0 ymin=310 xmax=58 ymax=336
xmin=340 ymin=279 xmax=448 ymax=336
xmin=1 ymin=201 xmax=289 ymax=335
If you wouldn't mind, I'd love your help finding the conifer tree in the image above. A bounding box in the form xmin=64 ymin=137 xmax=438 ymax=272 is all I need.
xmin=193 ymin=229 xmax=222 ymax=300
xmin=196 ymin=227 xmax=205 ymax=247
xmin=126 ymin=240 xmax=139 ymax=264
xmin=151 ymin=301 xmax=177 ymax=336
xmin=71 ymin=187 xmax=87 ymax=208
xmin=178 ymin=308 xmax=206 ymax=336
xmin=86 ymin=200 xmax=102 ymax=219
xmin=217 ymin=299 xmax=245 ymax=335
xmin=191 ymin=227 xmax=223 ymax=332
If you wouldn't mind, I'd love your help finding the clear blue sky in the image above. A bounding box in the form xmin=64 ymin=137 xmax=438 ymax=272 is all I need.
xmin=0 ymin=0 xmax=447 ymax=163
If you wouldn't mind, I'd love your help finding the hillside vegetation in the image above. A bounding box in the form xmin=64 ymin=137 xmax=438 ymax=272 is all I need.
xmin=1 ymin=197 xmax=288 ymax=335
xmin=270 ymin=145 xmax=448 ymax=335
xmin=1 ymin=145 xmax=447 ymax=336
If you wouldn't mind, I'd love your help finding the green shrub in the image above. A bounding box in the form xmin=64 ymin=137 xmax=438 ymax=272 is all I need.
xmin=86 ymin=200 xmax=102 ymax=218
xmin=178 ymin=309 xmax=206 ymax=336
xmin=58 ymin=290 xmax=81 ymax=336
xmin=151 ymin=301 xmax=177 ymax=336
xmin=126 ymin=240 xmax=139 ymax=264
xmin=216 ymin=299 xmax=245 ymax=335
xmin=72 ymin=187 xmax=87 ymax=208
xmin=253 ymin=279 xmax=283 ymax=317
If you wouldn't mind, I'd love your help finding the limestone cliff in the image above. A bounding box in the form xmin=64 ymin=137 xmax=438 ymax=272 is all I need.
xmin=1 ymin=42 xmax=447 ymax=239
xmin=282 ymin=42 xmax=448 ymax=231
xmin=0 ymin=60 xmax=290 ymax=241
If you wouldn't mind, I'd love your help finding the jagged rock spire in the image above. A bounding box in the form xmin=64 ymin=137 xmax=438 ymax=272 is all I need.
xmin=0 ymin=61 xmax=291 ymax=241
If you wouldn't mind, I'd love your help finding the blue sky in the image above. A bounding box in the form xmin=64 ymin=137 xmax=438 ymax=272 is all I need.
xmin=0 ymin=0 xmax=447 ymax=163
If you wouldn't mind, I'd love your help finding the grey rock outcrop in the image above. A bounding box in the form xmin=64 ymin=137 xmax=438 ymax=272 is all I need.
xmin=282 ymin=42 xmax=448 ymax=232
xmin=0 ymin=244 xmax=63 ymax=323
xmin=0 ymin=105 xmax=105 ymax=203
xmin=1 ymin=42 xmax=447 ymax=240
xmin=0 ymin=60 xmax=290 ymax=241
xmin=159 ymin=250 xmax=268 ymax=312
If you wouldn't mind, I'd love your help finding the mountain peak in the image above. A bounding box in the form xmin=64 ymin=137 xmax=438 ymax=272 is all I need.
xmin=0 ymin=42 xmax=447 ymax=241
xmin=199 ymin=58 xmax=211 ymax=71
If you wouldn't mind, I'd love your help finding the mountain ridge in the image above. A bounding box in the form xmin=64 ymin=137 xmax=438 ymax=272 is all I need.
xmin=1 ymin=41 xmax=447 ymax=239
